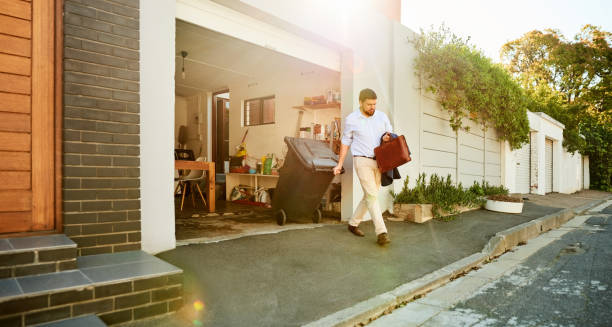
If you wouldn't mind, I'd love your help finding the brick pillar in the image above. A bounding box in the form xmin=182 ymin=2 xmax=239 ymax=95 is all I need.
xmin=62 ymin=0 xmax=141 ymax=255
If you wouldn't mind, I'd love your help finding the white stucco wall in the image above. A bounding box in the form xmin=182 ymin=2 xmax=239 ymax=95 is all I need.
xmin=504 ymin=111 xmax=586 ymax=195
xmin=140 ymin=0 xmax=176 ymax=254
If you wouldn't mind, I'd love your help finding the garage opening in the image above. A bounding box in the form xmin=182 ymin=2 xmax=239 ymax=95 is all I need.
xmin=173 ymin=20 xmax=343 ymax=242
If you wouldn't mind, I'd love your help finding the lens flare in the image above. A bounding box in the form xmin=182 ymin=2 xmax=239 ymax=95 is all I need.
xmin=193 ymin=300 xmax=205 ymax=311
xmin=193 ymin=319 xmax=203 ymax=326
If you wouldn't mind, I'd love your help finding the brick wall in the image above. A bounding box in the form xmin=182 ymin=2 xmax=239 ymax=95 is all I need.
xmin=62 ymin=0 xmax=141 ymax=256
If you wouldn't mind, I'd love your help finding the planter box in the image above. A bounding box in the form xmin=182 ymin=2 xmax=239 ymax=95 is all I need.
xmin=485 ymin=199 xmax=523 ymax=213
xmin=393 ymin=203 xmax=479 ymax=223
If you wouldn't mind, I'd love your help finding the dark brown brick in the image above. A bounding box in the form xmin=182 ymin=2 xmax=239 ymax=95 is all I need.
xmin=80 ymin=246 xmax=112 ymax=256
xmin=167 ymin=273 xmax=183 ymax=286
xmin=127 ymin=210 xmax=141 ymax=220
xmin=0 ymin=295 xmax=48 ymax=315
xmin=100 ymin=309 xmax=132 ymax=325
xmin=63 ymin=201 xmax=81 ymax=212
xmin=81 ymin=201 xmax=113 ymax=211
xmin=63 ymin=178 xmax=81 ymax=189
xmin=152 ymin=286 xmax=182 ymax=302
xmin=97 ymin=233 xmax=126 ymax=245
xmin=116 ymin=291 xmax=150 ymax=309
xmin=169 ymin=298 xmax=184 ymax=312
xmin=82 ymin=155 xmax=112 ymax=166
xmin=113 ymin=221 xmax=140 ymax=232
xmin=133 ymin=302 xmax=167 ymax=320
xmin=64 ymin=213 xmax=97 ymax=225
xmin=71 ymin=235 xmax=98 ymax=248
xmin=50 ymin=288 xmax=93 ymax=306
xmin=134 ymin=276 xmax=166 ymax=291
xmin=95 ymin=281 xmax=132 ymax=298
xmin=39 ymin=248 xmax=77 ymax=262
xmin=63 ymin=225 xmax=82 ymax=236
xmin=0 ymin=252 xmax=34 ymax=267
xmin=98 ymin=211 xmax=127 ymax=222
xmin=73 ymin=299 xmax=113 ymax=315
xmin=0 ymin=267 xmax=12 ymax=278
xmin=64 ymin=189 xmax=97 ymax=201
xmin=128 ymin=232 xmax=141 ymax=242
xmin=96 ymin=189 xmax=127 ymax=200
xmin=0 ymin=315 xmax=22 ymax=327
xmin=82 ymin=223 xmax=113 ymax=235
xmin=15 ymin=263 xmax=56 ymax=277
xmin=59 ymin=259 xmax=78 ymax=271
xmin=112 ymin=200 xmax=140 ymax=210
xmin=81 ymin=178 xmax=113 ymax=189
xmin=114 ymin=243 xmax=140 ymax=252
xmin=25 ymin=306 xmax=70 ymax=325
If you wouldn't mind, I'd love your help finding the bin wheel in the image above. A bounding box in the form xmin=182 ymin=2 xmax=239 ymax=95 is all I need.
xmin=313 ymin=209 xmax=322 ymax=224
xmin=276 ymin=209 xmax=287 ymax=226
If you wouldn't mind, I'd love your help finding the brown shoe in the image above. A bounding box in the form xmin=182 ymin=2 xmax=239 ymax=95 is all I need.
xmin=377 ymin=233 xmax=390 ymax=245
xmin=348 ymin=225 xmax=365 ymax=237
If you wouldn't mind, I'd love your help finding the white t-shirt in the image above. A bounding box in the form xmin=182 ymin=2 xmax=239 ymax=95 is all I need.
xmin=341 ymin=110 xmax=393 ymax=157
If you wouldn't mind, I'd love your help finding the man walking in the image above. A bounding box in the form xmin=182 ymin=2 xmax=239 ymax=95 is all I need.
xmin=333 ymin=88 xmax=392 ymax=245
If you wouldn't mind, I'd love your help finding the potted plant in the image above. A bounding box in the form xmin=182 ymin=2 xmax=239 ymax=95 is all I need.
xmin=391 ymin=174 xmax=484 ymax=223
xmin=485 ymin=194 xmax=524 ymax=213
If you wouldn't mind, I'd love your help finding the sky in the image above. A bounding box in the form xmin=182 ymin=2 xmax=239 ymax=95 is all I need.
xmin=400 ymin=0 xmax=612 ymax=61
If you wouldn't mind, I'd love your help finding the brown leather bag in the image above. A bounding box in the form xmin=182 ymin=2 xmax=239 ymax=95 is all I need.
xmin=374 ymin=135 xmax=411 ymax=172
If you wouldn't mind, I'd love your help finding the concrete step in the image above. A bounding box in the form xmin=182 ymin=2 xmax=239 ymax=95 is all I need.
xmin=36 ymin=314 xmax=107 ymax=327
xmin=0 ymin=250 xmax=183 ymax=326
xmin=0 ymin=235 xmax=77 ymax=278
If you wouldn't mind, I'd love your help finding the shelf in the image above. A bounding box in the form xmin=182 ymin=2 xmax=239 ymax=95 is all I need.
xmin=293 ymin=103 xmax=340 ymax=110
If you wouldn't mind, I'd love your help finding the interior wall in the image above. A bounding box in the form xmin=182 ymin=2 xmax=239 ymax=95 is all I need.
xmin=228 ymin=66 xmax=340 ymax=161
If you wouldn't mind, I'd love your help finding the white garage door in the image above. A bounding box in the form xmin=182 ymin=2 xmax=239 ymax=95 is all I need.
xmin=515 ymin=141 xmax=530 ymax=193
xmin=545 ymin=139 xmax=553 ymax=193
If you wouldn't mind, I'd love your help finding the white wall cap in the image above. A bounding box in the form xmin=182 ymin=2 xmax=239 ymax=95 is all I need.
xmin=534 ymin=112 xmax=565 ymax=129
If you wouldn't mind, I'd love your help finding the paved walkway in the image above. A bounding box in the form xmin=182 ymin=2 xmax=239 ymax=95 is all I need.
xmin=124 ymin=191 xmax=609 ymax=327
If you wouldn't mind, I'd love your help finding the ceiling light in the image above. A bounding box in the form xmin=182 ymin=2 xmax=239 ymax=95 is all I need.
xmin=181 ymin=50 xmax=188 ymax=79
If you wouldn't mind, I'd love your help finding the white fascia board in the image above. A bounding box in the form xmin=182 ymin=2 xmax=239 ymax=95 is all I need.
xmin=176 ymin=0 xmax=341 ymax=72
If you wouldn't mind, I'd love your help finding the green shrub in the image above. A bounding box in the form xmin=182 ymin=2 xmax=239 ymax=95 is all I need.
xmin=468 ymin=180 xmax=509 ymax=197
xmin=391 ymin=173 xmax=485 ymax=219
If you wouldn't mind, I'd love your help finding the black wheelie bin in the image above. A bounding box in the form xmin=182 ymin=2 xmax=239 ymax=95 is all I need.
xmin=272 ymin=137 xmax=342 ymax=225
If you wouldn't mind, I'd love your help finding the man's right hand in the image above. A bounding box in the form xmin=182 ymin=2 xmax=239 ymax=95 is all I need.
xmin=333 ymin=165 xmax=342 ymax=176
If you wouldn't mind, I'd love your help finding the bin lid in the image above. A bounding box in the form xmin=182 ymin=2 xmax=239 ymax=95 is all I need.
xmin=284 ymin=137 xmax=339 ymax=172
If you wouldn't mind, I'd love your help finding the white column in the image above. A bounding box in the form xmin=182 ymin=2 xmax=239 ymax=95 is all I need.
xmin=534 ymin=132 xmax=546 ymax=195
xmin=140 ymin=0 xmax=176 ymax=254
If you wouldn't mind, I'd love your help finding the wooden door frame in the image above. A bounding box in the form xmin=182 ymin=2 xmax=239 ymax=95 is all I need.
xmin=54 ymin=0 xmax=64 ymax=234
xmin=1 ymin=0 xmax=63 ymax=237
xmin=211 ymin=89 xmax=229 ymax=168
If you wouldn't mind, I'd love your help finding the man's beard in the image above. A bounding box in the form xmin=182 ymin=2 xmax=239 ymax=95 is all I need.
xmin=362 ymin=108 xmax=375 ymax=116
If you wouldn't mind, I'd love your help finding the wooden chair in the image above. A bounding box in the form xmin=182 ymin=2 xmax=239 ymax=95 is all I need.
xmin=176 ymin=157 xmax=208 ymax=210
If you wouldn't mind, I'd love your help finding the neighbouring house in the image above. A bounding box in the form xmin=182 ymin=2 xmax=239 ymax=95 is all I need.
xmin=0 ymin=0 xmax=588 ymax=326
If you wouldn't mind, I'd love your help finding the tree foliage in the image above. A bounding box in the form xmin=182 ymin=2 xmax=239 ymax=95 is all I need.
xmin=413 ymin=26 xmax=530 ymax=149
xmin=502 ymin=25 xmax=612 ymax=190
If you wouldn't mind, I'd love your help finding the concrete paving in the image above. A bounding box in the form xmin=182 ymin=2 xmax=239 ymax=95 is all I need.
xmin=123 ymin=191 xmax=609 ymax=327
xmin=370 ymin=200 xmax=612 ymax=326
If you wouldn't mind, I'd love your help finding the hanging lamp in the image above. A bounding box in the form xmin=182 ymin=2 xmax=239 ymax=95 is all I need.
xmin=181 ymin=50 xmax=188 ymax=79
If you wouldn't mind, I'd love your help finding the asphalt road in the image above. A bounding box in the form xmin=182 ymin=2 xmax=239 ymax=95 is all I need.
xmin=420 ymin=203 xmax=612 ymax=326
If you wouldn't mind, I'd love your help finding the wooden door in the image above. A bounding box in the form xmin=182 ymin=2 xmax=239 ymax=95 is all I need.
xmin=0 ymin=0 xmax=61 ymax=234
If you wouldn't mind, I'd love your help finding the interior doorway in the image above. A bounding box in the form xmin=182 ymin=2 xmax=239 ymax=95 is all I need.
xmin=213 ymin=91 xmax=230 ymax=174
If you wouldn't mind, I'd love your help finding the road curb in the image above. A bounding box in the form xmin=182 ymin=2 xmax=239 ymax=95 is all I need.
xmin=303 ymin=197 xmax=610 ymax=327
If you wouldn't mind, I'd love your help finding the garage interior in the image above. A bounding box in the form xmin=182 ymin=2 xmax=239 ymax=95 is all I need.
xmin=173 ymin=20 xmax=343 ymax=242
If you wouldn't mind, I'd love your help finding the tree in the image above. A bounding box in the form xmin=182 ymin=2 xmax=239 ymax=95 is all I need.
xmin=501 ymin=25 xmax=612 ymax=191
xmin=413 ymin=25 xmax=530 ymax=150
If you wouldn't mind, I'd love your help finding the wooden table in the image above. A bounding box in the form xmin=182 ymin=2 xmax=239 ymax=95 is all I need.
xmin=175 ymin=160 xmax=215 ymax=212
